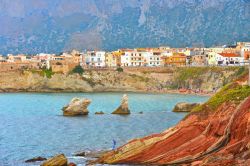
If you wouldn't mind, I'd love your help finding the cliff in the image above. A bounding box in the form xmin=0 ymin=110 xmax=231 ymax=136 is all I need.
xmin=0 ymin=67 xmax=246 ymax=93
xmin=93 ymin=74 xmax=250 ymax=165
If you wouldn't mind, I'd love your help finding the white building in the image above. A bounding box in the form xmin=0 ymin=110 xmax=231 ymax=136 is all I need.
xmin=208 ymin=52 xmax=244 ymax=66
xmin=143 ymin=51 xmax=162 ymax=67
xmin=7 ymin=54 xmax=27 ymax=62
xmin=85 ymin=51 xmax=106 ymax=67
xmin=130 ymin=50 xmax=145 ymax=67
xmin=121 ymin=50 xmax=145 ymax=67
xmin=121 ymin=51 xmax=132 ymax=67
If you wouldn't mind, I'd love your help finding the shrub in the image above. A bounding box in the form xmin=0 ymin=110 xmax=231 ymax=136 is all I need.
xmin=71 ymin=65 xmax=84 ymax=75
xmin=235 ymin=66 xmax=247 ymax=78
xmin=42 ymin=68 xmax=54 ymax=78
xmin=116 ymin=67 xmax=123 ymax=72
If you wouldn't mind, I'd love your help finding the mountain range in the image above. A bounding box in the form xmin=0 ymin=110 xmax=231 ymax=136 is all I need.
xmin=0 ymin=0 xmax=250 ymax=55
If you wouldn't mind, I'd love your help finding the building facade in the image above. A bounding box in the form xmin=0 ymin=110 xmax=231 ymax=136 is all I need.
xmin=85 ymin=51 xmax=106 ymax=68
xmin=162 ymin=53 xmax=186 ymax=66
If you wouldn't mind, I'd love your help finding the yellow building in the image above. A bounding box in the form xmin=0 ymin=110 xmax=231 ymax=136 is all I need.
xmin=105 ymin=52 xmax=117 ymax=67
xmin=112 ymin=50 xmax=124 ymax=66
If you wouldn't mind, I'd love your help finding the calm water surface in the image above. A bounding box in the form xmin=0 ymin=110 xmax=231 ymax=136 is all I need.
xmin=0 ymin=92 xmax=209 ymax=166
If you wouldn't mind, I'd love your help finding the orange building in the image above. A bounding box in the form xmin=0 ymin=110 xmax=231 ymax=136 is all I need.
xmin=244 ymin=51 xmax=250 ymax=60
xmin=161 ymin=53 xmax=186 ymax=66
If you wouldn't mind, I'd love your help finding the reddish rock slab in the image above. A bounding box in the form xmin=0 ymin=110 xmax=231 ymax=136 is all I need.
xmin=92 ymin=96 xmax=250 ymax=165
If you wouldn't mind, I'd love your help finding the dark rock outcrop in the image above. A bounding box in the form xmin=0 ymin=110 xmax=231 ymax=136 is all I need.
xmin=74 ymin=151 xmax=86 ymax=157
xmin=172 ymin=102 xmax=200 ymax=112
xmin=25 ymin=156 xmax=47 ymax=163
xmin=95 ymin=111 xmax=104 ymax=115
xmin=41 ymin=154 xmax=67 ymax=166
xmin=112 ymin=94 xmax=130 ymax=115
xmin=63 ymin=98 xmax=91 ymax=116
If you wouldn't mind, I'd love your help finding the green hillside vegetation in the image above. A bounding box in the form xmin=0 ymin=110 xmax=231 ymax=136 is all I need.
xmin=30 ymin=68 xmax=54 ymax=78
xmin=192 ymin=82 xmax=250 ymax=112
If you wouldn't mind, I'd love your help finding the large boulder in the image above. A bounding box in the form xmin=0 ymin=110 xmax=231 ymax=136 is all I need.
xmin=172 ymin=102 xmax=200 ymax=112
xmin=63 ymin=98 xmax=91 ymax=116
xmin=41 ymin=154 xmax=67 ymax=166
xmin=112 ymin=94 xmax=130 ymax=115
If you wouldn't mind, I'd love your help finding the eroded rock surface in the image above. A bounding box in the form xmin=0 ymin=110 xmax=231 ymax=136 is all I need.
xmin=63 ymin=98 xmax=91 ymax=116
xmin=41 ymin=154 xmax=67 ymax=166
xmin=112 ymin=94 xmax=130 ymax=115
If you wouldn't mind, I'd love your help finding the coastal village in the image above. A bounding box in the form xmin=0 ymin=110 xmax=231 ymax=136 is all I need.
xmin=0 ymin=42 xmax=250 ymax=74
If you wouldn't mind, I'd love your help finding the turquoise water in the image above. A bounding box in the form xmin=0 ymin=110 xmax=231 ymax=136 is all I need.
xmin=0 ymin=93 xmax=209 ymax=166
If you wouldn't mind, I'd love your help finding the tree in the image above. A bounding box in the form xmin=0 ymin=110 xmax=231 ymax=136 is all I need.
xmin=71 ymin=65 xmax=84 ymax=75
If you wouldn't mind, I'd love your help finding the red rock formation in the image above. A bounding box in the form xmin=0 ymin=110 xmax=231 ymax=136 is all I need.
xmin=93 ymin=84 xmax=250 ymax=165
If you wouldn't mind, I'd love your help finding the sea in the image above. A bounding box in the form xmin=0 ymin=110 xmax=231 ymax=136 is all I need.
xmin=0 ymin=92 xmax=209 ymax=166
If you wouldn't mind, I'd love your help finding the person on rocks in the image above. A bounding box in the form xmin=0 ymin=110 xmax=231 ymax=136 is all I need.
xmin=112 ymin=139 xmax=116 ymax=150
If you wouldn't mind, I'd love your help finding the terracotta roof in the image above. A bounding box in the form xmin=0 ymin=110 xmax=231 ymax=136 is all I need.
xmin=218 ymin=53 xmax=240 ymax=57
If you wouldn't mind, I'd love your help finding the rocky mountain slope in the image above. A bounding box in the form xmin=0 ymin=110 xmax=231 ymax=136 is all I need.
xmin=0 ymin=67 xmax=245 ymax=93
xmin=0 ymin=0 xmax=249 ymax=54
xmin=92 ymin=71 xmax=250 ymax=165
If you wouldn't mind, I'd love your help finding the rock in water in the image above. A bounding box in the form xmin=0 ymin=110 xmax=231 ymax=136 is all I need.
xmin=25 ymin=156 xmax=47 ymax=163
xmin=112 ymin=94 xmax=130 ymax=115
xmin=68 ymin=163 xmax=77 ymax=166
xmin=41 ymin=154 xmax=67 ymax=166
xmin=74 ymin=151 xmax=86 ymax=157
xmin=172 ymin=102 xmax=200 ymax=112
xmin=95 ymin=111 xmax=105 ymax=115
xmin=63 ymin=98 xmax=91 ymax=116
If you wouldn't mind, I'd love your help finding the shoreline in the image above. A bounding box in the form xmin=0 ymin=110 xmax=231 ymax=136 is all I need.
xmin=0 ymin=89 xmax=214 ymax=96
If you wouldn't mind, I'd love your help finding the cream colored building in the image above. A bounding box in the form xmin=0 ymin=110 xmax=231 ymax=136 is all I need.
xmin=105 ymin=52 xmax=117 ymax=67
